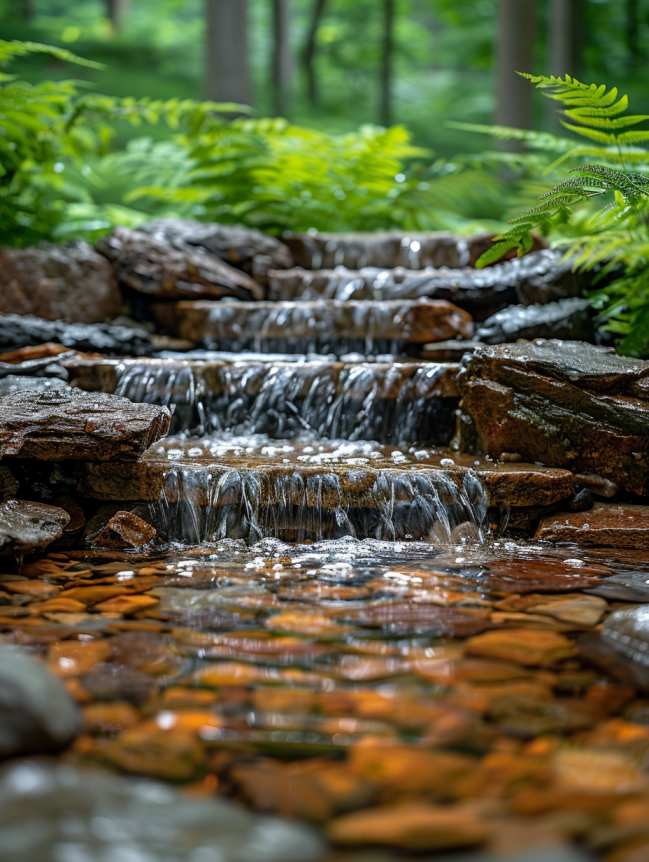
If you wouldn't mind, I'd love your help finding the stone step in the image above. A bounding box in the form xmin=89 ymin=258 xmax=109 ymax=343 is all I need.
xmin=152 ymin=299 xmax=473 ymax=353
xmin=282 ymin=231 xmax=504 ymax=270
xmin=266 ymin=250 xmax=582 ymax=319
xmin=68 ymin=437 xmax=575 ymax=542
xmin=66 ymin=355 xmax=460 ymax=445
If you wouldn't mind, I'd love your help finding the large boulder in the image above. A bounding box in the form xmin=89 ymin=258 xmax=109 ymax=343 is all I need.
xmin=458 ymin=340 xmax=649 ymax=496
xmin=97 ymin=227 xmax=263 ymax=301
xmin=0 ymin=648 xmax=81 ymax=759
xmin=0 ymin=499 xmax=70 ymax=558
xmin=141 ymin=218 xmax=293 ymax=279
xmin=0 ymin=242 xmax=120 ymax=323
xmin=0 ymin=313 xmax=160 ymax=356
xmin=0 ymin=381 xmax=170 ymax=461
xmin=0 ymin=760 xmax=324 ymax=862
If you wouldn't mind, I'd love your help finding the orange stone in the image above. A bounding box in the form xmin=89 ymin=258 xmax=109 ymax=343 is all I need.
xmin=466 ymin=628 xmax=575 ymax=667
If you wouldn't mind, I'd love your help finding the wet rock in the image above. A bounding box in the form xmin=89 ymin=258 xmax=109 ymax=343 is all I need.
xmin=284 ymin=230 xmax=520 ymax=270
xmin=458 ymin=340 xmax=649 ymax=496
xmin=0 ymin=241 xmax=120 ymax=323
xmin=0 ymin=500 xmax=70 ymax=558
xmin=327 ymin=800 xmax=488 ymax=850
xmin=97 ymin=226 xmax=263 ymax=302
xmin=0 ymin=760 xmax=324 ymax=861
xmin=0 ymin=313 xmax=159 ymax=356
xmin=153 ymin=298 xmax=474 ymax=351
xmin=475 ymin=298 xmax=593 ymax=344
xmin=602 ymin=607 xmax=649 ymax=666
xmin=0 ymin=354 xmax=73 ymax=385
xmin=0 ymin=647 xmax=81 ymax=758
xmin=141 ymin=218 xmax=292 ymax=279
xmin=536 ymin=504 xmax=649 ymax=549
xmin=420 ymin=339 xmax=481 ymax=361
xmin=89 ymin=510 xmax=157 ymax=550
xmin=589 ymin=571 xmax=649 ymax=602
xmin=267 ymin=249 xmax=582 ymax=317
xmin=0 ymin=383 xmax=170 ymax=461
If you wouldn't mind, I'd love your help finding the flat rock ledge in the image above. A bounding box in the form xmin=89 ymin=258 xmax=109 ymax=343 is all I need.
xmin=266 ymin=249 xmax=583 ymax=317
xmin=282 ymin=230 xmax=520 ymax=270
xmin=0 ymin=499 xmax=70 ymax=557
xmin=536 ymin=503 xmax=649 ymax=549
xmin=97 ymin=226 xmax=263 ymax=302
xmin=153 ymin=298 xmax=474 ymax=348
xmin=0 ymin=382 xmax=170 ymax=462
xmin=459 ymin=340 xmax=649 ymax=496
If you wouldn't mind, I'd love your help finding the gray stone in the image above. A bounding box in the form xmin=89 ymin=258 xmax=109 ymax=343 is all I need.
xmin=0 ymin=313 xmax=159 ymax=356
xmin=0 ymin=648 xmax=81 ymax=758
xmin=476 ymin=298 xmax=593 ymax=344
xmin=0 ymin=500 xmax=70 ymax=557
xmin=0 ymin=760 xmax=324 ymax=862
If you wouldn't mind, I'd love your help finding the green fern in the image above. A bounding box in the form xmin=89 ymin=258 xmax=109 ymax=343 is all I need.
xmin=475 ymin=72 xmax=649 ymax=356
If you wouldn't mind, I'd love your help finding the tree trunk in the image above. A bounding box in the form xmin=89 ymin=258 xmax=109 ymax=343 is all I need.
xmin=271 ymin=0 xmax=292 ymax=116
xmin=626 ymin=0 xmax=640 ymax=71
xmin=20 ymin=0 xmax=36 ymax=21
xmin=550 ymin=0 xmax=582 ymax=76
xmin=205 ymin=0 xmax=252 ymax=107
xmin=379 ymin=0 xmax=395 ymax=126
xmin=301 ymin=0 xmax=327 ymax=107
xmin=495 ymin=0 xmax=537 ymax=149
xmin=105 ymin=0 xmax=128 ymax=33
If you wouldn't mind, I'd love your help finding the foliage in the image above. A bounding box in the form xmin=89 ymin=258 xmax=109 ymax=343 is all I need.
xmin=473 ymin=73 xmax=649 ymax=357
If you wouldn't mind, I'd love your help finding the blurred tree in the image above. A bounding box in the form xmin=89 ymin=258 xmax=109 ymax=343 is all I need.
xmin=626 ymin=0 xmax=640 ymax=70
xmin=495 ymin=0 xmax=536 ymax=148
xmin=105 ymin=0 xmax=128 ymax=33
xmin=301 ymin=0 xmax=327 ymax=107
xmin=271 ymin=0 xmax=292 ymax=116
xmin=550 ymin=0 xmax=582 ymax=75
xmin=205 ymin=0 xmax=252 ymax=106
xmin=379 ymin=0 xmax=395 ymax=125
xmin=19 ymin=0 xmax=35 ymax=21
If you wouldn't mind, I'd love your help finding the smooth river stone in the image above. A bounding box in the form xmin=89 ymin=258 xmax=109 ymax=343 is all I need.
xmin=602 ymin=606 xmax=649 ymax=666
xmin=0 ymin=383 xmax=170 ymax=461
xmin=0 ymin=647 xmax=81 ymax=758
xmin=0 ymin=760 xmax=324 ymax=862
xmin=458 ymin=340 xmax=649 ymax=496
xmin=536 ymin=503 xmax=649 ymax=549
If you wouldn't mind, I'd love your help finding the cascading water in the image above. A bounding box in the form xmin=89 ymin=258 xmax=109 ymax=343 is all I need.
xmin=151 ymin=460 xmax=488 ymax=545
xmin=114 ymin=358 xmax=458 ymax=444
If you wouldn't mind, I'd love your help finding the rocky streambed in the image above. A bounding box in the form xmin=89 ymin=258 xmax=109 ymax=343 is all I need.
xmin=1 ymin=222 xmax=649 ymax=861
